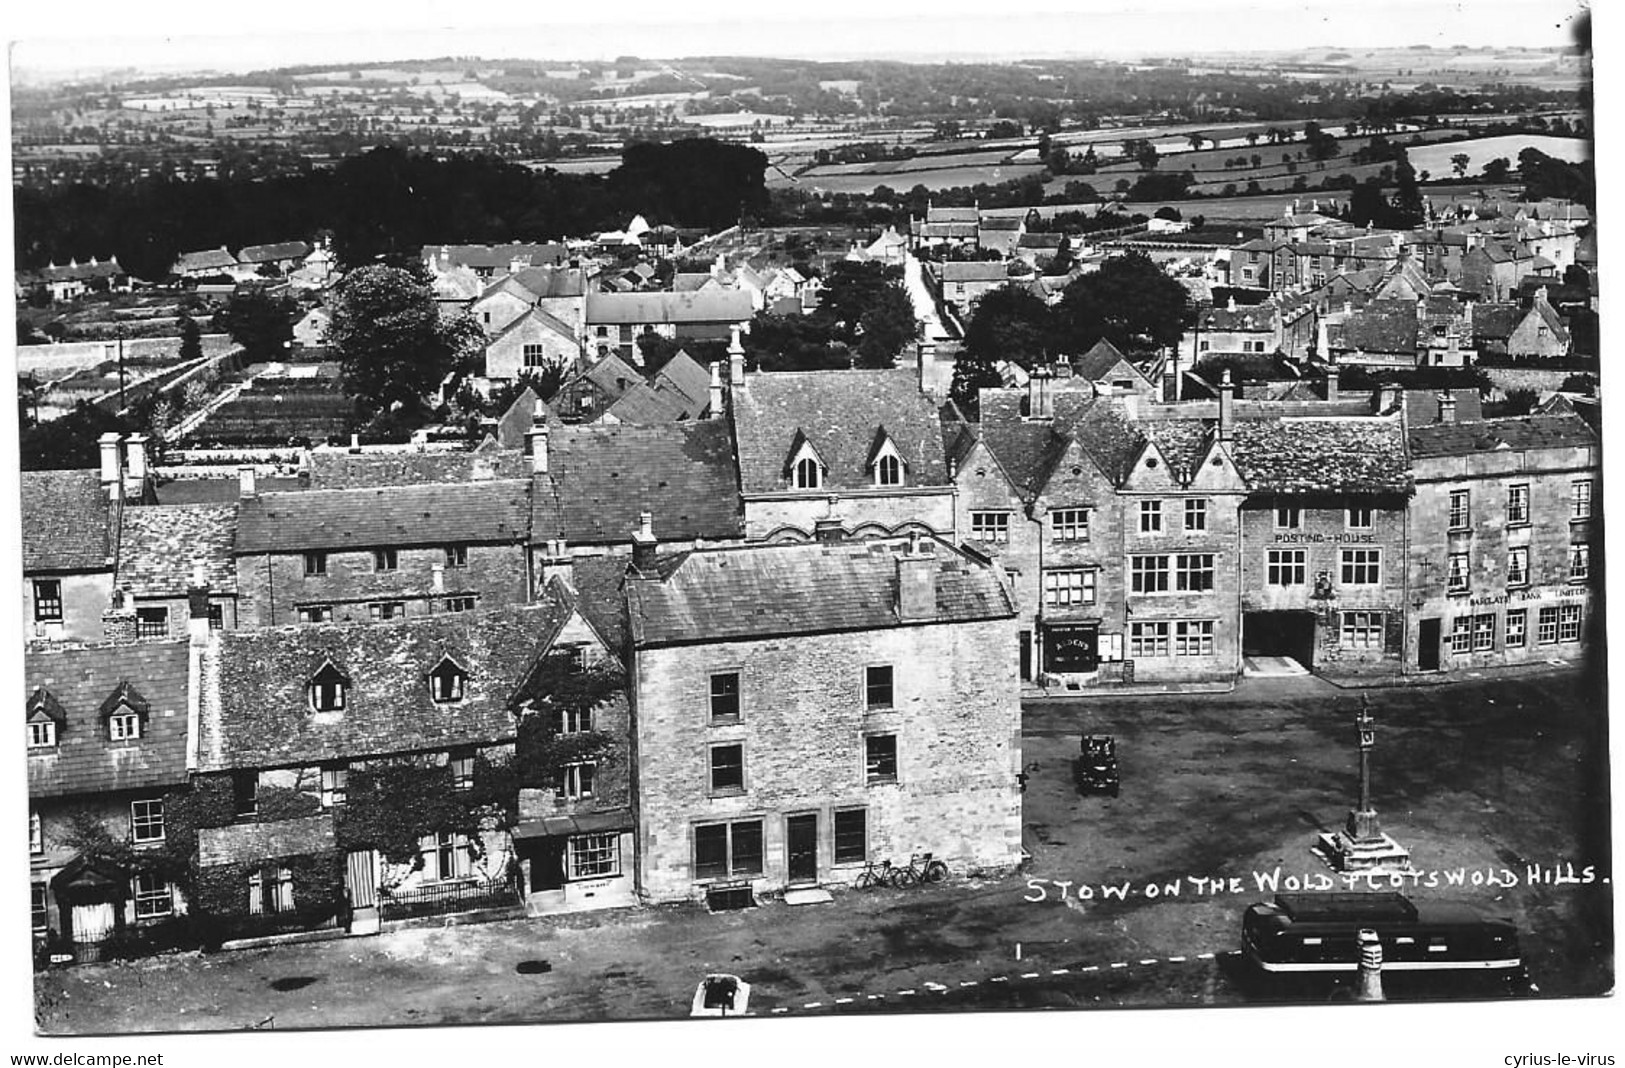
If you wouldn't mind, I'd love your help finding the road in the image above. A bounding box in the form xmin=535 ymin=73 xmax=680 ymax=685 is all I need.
xmin=34 ymin=670 xmax=1610 ymax=1031
xmin=902 ymin=252 xmax=954 ymax=342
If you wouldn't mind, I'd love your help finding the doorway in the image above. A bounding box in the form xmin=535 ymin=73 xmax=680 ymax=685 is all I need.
xmin=1418 ymin=618 xmax=1441 ymax=671
xmin=1243 ymin=611 xmax=1317 ymax=669
xmin=786 ymin=814 xmax=818 ymax=885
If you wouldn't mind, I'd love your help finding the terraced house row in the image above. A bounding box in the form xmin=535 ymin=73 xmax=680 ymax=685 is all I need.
xmin=20 ymin=345 xmax=1597 ymax=961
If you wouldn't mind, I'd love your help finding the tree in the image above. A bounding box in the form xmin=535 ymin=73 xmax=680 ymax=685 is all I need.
xmin=328 ymin=265 xmax=485 ymax=420
xmin=215 ymin=288 xmax=298 ymax=362
xmin=178 ymin=314 xmax=203 ymax=362
xmin=1451 ymin=153 xmax=1471 ymax=179
xmin=1482 ymin=157 xmax=1513 ymax=184
xmin=20 ymin=401 xmax=127 ymax=471
xmin=962 ymin=283 xmax=1054 ymax=371
xmin=636 ymin=332 xmax=684 ymax=376
xmin=1053 ymin=253 xmax=1189 ymax=357
xmin=948 ymin=353 xmax=1003 ymax=420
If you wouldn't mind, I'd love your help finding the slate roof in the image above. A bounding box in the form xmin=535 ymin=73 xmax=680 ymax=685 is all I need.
xmin=116 ymin=504 xmax=237 ymax=597
xmin=533 ymin=420 xmax=742 ymax=544
xmin=1201 ymin=304 xmax=1275 ymax=332
xmin=1404 ymin=389 xmax=1483 ymax=427
xmin=26 ymin=641 xmax=192 ymax=799
xmin=237 ymin=241 xmax=312 ymax=264
xmin=305 ymin=448 xmax=529 ymax=489
xmin=926 ymin=206 xmax=982 ymax=223
xmin=205 ymin=601 xmax=573 ymax=770
xmin=732 ymin=370 xmax=950 ymax=494
xmin=672 ymin=272 xmax=717 ymax=292
xmin=919 ymin=222 xmax=980 ymax=240
xmin=603 ymin=382 xmax=687 ymax=424
xmin=585 ymin=290 xmax=753 ymax=325
xmin=495 ymin=388 xmax=558 ymax=450
xmin=1408 ymin=413 xmax=1597 ymax=461
xmin=1138 ymin=419 xmax=1213 ymax=484
xmin=1228 ymin=417 xmax=1412 ymax=495
xmin=978 ymin=392 xmax=1068 ymax=497
xmin=17 ymin=258 xmax=125 ymax=285
xmin=423 ymin=243 xmax=568 ymax=270
xmin=236 ymin=480 xmax=531 ymax=553
xmin=561 ymin=560 xmax=630 ymax=653
xmin=173 ymin=248 xmax=238 ymax=273
xmin=626 ymin=537 xmax=1014 ymax=647
xmin=198 ymin=814 xmax=337 ymax=867
xmin=562 ymin=352 xmax=644 ymax=403
xmin=652 ymin=351 xmax=712 ymax=415
xmin=20 ymin=469 xmax=115 ymax=573
xmin=1058 ymin=396 xmax=1150 ymax=486
xmin=980 ymin=217 xmax=1023 ymax=231
xmin=488 ymin=305 xmax=581 ymax=347
xmin=1017 ymin=233 xmax=1065 ymax=249
xmin=1328 ymin=300 xmax=1418 ymax=356
xmin=939 ymin=261 xmax=1010 ymax=283
xmin=1072 ymin=339 xmax=1138 ymax=382
xmin=154 ymin=477 xmax=306 ymax=505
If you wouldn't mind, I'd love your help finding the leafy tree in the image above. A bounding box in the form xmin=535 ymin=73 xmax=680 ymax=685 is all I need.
xmin=215 ymin=287 xmax=298 ymax=361
xmin=19 ymin=400 xmax=127 ymax=471
xmin=963 ymin=283 xmax=1054 ymax=371
xmin=1482 ymin=157 xmax=1513 ymax=183
xmin=948 ymin=353 xmax=1004 ymax=420
xmin=745 ymin=312 xmax=850 ymax=372
xmin=1451 ymin=153 xmax=1471 ymax=178
xmin=328 ymin=265 xmax=485 ymax=420
xmin=178 ymin=314 xmax=203 ymax=362
xmin=636 ymin=332 xmax=685 ymax=375
xmin=1053 ymin=252 xmax=1189 ymax=357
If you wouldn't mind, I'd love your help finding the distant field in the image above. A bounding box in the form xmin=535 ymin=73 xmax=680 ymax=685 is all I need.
xmin=526 ymin=156 xmax=620 ymax=174
xmin=781 ymin=162 xmax=1047 ymax=194
xmin=1405 ymin=134 xmax=1589 ymax=177
xmin=798 ymin=148 xmax=1014 ymax=178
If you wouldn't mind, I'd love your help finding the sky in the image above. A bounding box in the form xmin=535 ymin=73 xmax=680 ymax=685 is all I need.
xmin=7 ymin=0 xmax=1591 ymax=81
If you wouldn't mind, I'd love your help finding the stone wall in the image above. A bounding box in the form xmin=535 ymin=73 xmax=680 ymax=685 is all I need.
xmin=632 ymin=615 xmax=1022 ymax=903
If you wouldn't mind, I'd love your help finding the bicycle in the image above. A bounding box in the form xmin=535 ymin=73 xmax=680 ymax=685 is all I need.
xmin=853 ymin=859 xmax=897 ymax=889
xmin=890 ymin=852 xmax=948 ymax=887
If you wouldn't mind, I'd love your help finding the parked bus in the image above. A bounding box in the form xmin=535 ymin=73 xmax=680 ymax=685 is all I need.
xmin=1241 ymin=892 xmax=1523 ymax=978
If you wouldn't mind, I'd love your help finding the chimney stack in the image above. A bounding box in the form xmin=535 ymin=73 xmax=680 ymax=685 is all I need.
xmin=1027 ymin=365 xmax=1054 ymax=419
xmin=1218 ymin=368 xmax=1235 ymax=441
xmin=631 ymin=511 xmax=658 ymax=574
xmin=814 ymin=494 xmax=844 ymax=544
xmin=238 ymin=464 xmax=257 ymax=499
xmin=728 ymin=325 xmax=746 ymax=385
xmin=98 ymin=432 xmax=122 ymax=493
xmin=1437 ymin=392 xmax=1457 ymax=424
xmin=708 ymin=361 xmax=724 ymax=418
xmin=124 ymin=433 xmax=149 ymax=497
xmin=1161 ymin=349 xmax=1180 ymax=403
xmin=527 ymin=423 xmax=550 ymax=475
xmin=538 ymin=538 xmax=574 ymax=588
xmin=895 ymin=534 xmax=937 ymax=623
xmin=1378 ymin=383 xmax=1402 ymax=414
xmin=187 ymin=565 xmax=212 ymax=642
xmin=1324 ymin=370 xmax=1339 ymax=403
xmin=917 ymin=340 xmax=937 ymax=397
xmin=102 ymin=588 xmax=138 ymax=644
xmin=349 ymin=432 xmax=362 ymax=452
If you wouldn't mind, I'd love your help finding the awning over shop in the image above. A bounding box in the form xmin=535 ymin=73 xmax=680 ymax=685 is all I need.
xmin=512 ymin=808 xmax=634 ymax=841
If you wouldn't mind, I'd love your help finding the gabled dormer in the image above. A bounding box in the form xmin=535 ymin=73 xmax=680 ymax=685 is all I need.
xmin=1120 ymin=441 xmax=1179 ymax=492
xmin=1186 ymin=435 xmax=1247 ymax=493
xmin=98 ymin=680 xmax=150 ymax=742
xmin=428 ymin=655 xmax=469 ymax=704
xmin=26 ymin=687 xmax=65 ymax=750
xmin=784 ymin=429 xmax=827 ymax=491
xmin=868 ymin=426 xmax=908 ymax=488
xmin=307 ymin=661 xmax=349 ymax=715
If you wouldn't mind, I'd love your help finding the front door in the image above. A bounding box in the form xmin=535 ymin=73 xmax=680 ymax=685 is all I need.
xmin=1019 ymin=630 xmax=1032 ymax=681
xmin=786 ymin=814 xmax=818 ymax=886
xmin=1418 ymin=618 xmax=1441 ymax=671
xmin=532 ymin=839 xmax=567 ymax=892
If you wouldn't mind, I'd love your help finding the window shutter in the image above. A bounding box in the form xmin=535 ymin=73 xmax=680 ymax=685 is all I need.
xmin=1384 ymin=612 xmax=1403 ymax=654
xmin=248 ymin=870 xmax=264 ymax=915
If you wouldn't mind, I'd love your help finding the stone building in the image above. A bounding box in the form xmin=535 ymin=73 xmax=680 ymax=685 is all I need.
xmin=730 ymin=368 xmax=955 ymax=541
xmin=623 ymin=532 xmax=1022 ymax=904
xmin=113 ymin=505 xmax=239 ymax=637
xmin=26 ymin=640 xmax=196 ymax=959
xmin=233 ymin=476 xmax=534 ymax=627
xmin=1405 ymin=409 xmax=1598 ymax=674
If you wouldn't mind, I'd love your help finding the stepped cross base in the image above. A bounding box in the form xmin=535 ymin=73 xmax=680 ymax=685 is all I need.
xmin=1313 ymin=808 xmax=1413 ymax=873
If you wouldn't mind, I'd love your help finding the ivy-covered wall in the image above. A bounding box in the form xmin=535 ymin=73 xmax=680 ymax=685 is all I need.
xmin=193 ymin=851 xmax=346 ymax=943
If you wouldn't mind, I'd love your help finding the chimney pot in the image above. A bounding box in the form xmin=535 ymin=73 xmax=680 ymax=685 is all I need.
xmin=528 ymin=423 xmax=550 ymax=475
xmin=631 ymin=511 xmax=658 ymax=574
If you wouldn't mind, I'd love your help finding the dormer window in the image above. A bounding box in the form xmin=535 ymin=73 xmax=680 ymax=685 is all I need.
xmin=27 ymin=688 xmax=64 ymax=750
xmin=309 ymin=663 xmax=348 ymax=713
xmin=108 ymin=708 xmax=142 ymax=742
xmin=429 ymin=657 xmax=468 ymax=703
xmin=794 ymin=456 xmax=821 ymax=489
xmin=28 ymin=721 xmax=56 ymax=749
xmin=98 ymin=682 xmax=149 ymax=743
xmin=869 ymin=430 xmax=906 ymax=488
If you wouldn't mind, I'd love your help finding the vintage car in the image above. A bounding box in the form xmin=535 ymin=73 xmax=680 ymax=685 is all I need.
xmin=1075 ymin=734 xmax=1120 ymax=796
